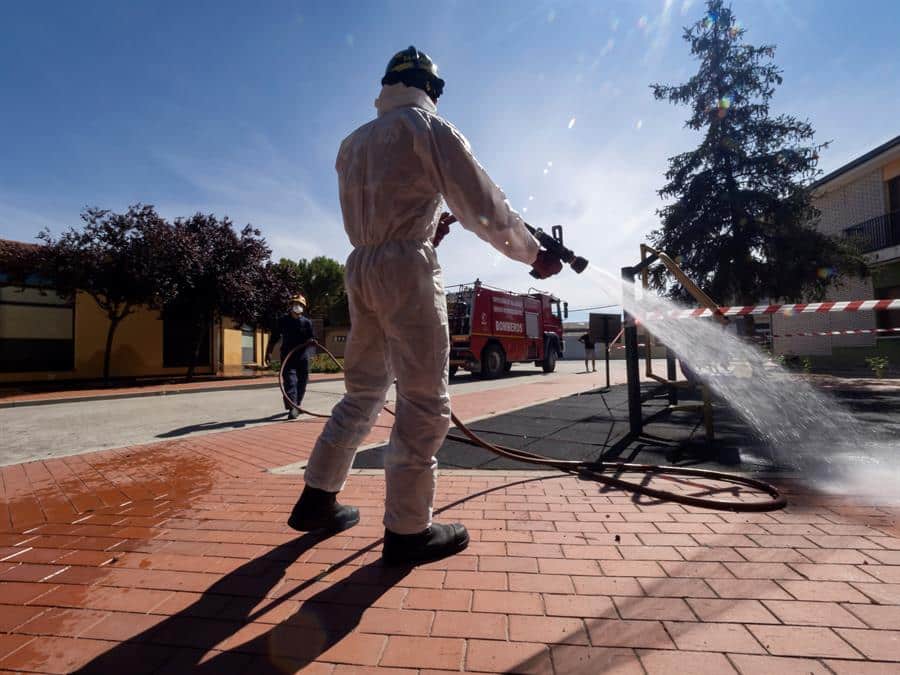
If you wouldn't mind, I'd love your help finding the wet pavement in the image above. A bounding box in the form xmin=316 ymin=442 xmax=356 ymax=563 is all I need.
xmin=1 ymin=371 xmax=899 ymax=673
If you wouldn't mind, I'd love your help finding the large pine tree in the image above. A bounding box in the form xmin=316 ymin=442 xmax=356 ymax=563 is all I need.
xmin=649 ymin=0 xmax=864 ymax=305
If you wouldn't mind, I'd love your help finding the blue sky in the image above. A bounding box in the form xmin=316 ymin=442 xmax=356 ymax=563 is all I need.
xmin=2 ymin=0 xmax=899 ymax=317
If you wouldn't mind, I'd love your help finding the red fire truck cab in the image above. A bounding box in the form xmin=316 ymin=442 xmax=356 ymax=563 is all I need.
xmin=446 ymin=280 xmax=567 ymax=379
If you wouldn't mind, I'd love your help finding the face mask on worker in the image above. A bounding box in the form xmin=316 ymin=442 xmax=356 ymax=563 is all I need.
xmin=291 ymin=305 xmax=304 ymax=315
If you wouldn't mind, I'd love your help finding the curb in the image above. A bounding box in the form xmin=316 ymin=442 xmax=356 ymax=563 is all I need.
xmin=0 ymin=376 xmax=345 ymax=409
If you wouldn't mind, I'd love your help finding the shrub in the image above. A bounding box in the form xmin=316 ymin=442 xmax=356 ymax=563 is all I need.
xmin=309 ymin=353 xmax=343 ymax=373
xmin=865 ymin=356 xmax=889 ymax=379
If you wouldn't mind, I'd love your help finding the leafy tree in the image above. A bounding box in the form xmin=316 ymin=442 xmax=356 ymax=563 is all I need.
xmin=38 ymin=205 xmax=168 ymax=381
xmin=280 ymin=256 xmax=349 ymax=325
xmin=255 ymin=260 xmax=304 ymax=332
xmin=159 ymin=213 xmax=271 ymax=380
xmin=648 ymin=0 xmax=865 ymax=306
xmin=0 ymin=239 xmax=42 ymax=285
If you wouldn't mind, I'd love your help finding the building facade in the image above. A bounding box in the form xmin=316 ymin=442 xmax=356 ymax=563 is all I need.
xmin=0 ymin=240 xmax=269 ymax=383
xmin=772 ymin=135 xmax=900 ymax=371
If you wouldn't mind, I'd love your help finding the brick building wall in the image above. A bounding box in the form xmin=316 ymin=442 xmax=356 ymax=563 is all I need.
xmin=773 ymin=171 xmax=885 ymax=356
xmin=813 ymin=169 xmax=886 ymax=236
xmin=772 ymin=275 xmax=876 ymax=356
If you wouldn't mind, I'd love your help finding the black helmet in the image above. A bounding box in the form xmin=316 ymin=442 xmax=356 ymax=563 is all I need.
xmin=382 ymin=46 xmax=445 ymax=102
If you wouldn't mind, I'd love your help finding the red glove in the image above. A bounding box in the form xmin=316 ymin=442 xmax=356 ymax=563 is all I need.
xmin=432 ymin=212 xmax=457 ymax=248
xmin=530 ymin=250 xmax=563 ymax=279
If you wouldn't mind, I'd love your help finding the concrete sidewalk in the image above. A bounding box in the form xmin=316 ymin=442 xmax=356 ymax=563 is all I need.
xmin=1 ymin=372 xmax=898 ymax=673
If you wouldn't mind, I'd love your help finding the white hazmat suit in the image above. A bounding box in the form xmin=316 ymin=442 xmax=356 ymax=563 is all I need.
xmin=303 ymin=84 xmax=540 ymax=535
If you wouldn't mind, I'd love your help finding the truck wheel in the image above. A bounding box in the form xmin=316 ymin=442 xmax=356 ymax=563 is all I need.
xmin=481 ymin=344 xmax=506 ymax=379
xmin=449 ymin=365 xmax=458 ymax=378
xmin=542 ymin=345 xmax=558 ymax=373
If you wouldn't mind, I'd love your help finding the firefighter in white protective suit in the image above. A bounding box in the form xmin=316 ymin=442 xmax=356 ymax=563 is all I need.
xmin=288 ymin=46 xmax=562 ymax=565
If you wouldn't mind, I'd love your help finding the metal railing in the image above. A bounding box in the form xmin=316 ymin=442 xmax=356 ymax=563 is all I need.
xmin=843 ymin=210 xmax=900 ymax=252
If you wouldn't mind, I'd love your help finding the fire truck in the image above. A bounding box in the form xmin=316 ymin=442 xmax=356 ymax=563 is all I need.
xmin=446 ymin=280 xmax=567 ymax=379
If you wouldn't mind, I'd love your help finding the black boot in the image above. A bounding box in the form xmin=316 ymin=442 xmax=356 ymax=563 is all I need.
xmin=382 ymin=522 xmax=469 ymax=566
xmin=287 ymin=486 xmax=359 ymax=533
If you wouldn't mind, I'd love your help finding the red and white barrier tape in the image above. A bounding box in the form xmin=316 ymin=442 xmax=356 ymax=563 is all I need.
xmin=772 ymin=327 xmax=900 ymax=338
xmin=645 ymin=298 xmax=900 ymax=320
xmin=609 ymin=328 xmax=897 ymax=345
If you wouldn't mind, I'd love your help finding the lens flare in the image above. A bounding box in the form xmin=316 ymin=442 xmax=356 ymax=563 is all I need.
xmin=637 ymin=15 xmax=649 ymax=29
xmin=568 ymin=117 xmax=576 ymax=129
xmin=715 ymin=95 xmax=732 ymax=119
xmin=817 ymin=267 xmax=836 ymax=280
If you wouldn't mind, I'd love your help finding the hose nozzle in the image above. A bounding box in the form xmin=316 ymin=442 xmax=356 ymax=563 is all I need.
xmin=569 ymin=255 xmax=589 ymax=274
xmin=525 ymin=224 xmax=589 ymax=275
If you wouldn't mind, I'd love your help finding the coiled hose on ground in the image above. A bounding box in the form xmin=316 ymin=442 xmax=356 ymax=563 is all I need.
xmin=279 ymin=340 xmax=786 ymax=512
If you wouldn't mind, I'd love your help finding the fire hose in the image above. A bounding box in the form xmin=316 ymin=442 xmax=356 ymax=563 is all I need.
xmin=279 ymin=339 xmax=786 ymax=512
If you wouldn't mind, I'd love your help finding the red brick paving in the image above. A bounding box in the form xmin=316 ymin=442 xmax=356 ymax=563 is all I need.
xmin=1 ymin=372 xmax=900 ymax=672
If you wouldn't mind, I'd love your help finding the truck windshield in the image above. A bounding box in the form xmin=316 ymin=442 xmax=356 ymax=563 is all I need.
xmin=447 ymin=291 xmax=472 ymax=336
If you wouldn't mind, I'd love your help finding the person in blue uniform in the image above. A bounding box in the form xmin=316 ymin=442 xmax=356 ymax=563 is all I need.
xmin=265 ymin=294 xmax=314 ymax=419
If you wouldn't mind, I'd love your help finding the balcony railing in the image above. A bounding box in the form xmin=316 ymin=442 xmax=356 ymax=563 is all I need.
xmin=843 ymin=210 xmax=900 ymax=253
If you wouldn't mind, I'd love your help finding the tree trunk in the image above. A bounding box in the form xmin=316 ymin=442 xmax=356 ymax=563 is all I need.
xmin=185 ymin=319 xmax=207 ymax=382
xmin=102 ymin=316 xmax=121 ymax=383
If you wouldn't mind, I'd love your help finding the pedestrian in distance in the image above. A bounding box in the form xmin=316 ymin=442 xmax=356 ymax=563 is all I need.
xmin=286 ymin=46 xmax=562 ymax=566
xmin=579 ymin=331 xmax=597 ymax=372
xmin=264 ymin=294 xmax=314 ymax=420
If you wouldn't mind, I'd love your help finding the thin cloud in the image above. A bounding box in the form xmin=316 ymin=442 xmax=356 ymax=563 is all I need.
xmin=152 ymin=145 xmax=345 ymax=263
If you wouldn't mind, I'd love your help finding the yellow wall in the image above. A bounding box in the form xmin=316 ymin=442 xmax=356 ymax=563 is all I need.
xmin=1 ymin=287 xmax=282 ymax=382
xmin=219 ymin=319 xmax=269 ymax=377
xmin=222 ymin=322 xmax=244 ymax=375
xmin=0 ymin=291 xmax=215 ymax=383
